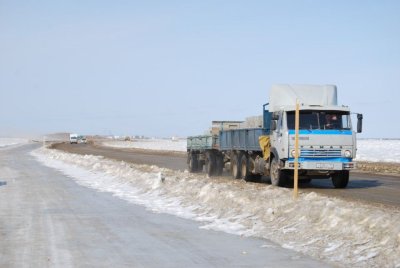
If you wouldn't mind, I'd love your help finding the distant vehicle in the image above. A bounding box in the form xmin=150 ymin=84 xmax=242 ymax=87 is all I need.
xmin=187 ymin=84 xmax=363 ymax=189
xmin=69 ymin=133 xmax=78 ymax=144
xmin=78 ymin=135 xmax=87 ymax=144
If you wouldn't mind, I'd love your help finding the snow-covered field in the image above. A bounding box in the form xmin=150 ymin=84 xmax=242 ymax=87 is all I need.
xmin=101 ymin=139 xmax=187 ymax=152
xmin=0 ymin=138 xmax=29 ymax=148
xmin=32 ymin=147 xmax=400 ymax=267
xmin=357 ymin=139 xmax=400 ymax=163
xmin=101 ymin=138 xmax=400 ymax=163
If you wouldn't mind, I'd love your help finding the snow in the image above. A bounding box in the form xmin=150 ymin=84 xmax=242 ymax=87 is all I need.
xmin=0 ymin=138 xmax=29 ymax=148
xmin=356 ymin=139 xmax=400 ymax=163
xmin=102 ymin=138 xmax=400 ymax=163
xmin=101 ymin=139 xmax=186 ymax=152
xmin=32 ymin=147 xmax=400 ymax=268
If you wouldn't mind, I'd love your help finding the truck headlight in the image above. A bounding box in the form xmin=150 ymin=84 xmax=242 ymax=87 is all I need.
xmin=344 ymin=150 xmax=352 ymax=158
xmin=291 ymin=149 xmax=300 ymax=157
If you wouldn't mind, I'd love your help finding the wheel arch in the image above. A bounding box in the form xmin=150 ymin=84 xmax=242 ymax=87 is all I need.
xmin=269 ymin=147 xmax=280 ymax=163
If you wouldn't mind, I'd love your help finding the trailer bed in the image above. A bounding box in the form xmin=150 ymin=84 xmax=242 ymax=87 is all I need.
xmin=187 ymin=135 xmax=219 ymax=151
xmin=219 ymin=128 xmax=268 ymax=151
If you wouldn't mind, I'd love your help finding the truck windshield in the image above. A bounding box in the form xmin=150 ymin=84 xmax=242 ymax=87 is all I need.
xmin=287 ymin=110 xmax=351 ymax=130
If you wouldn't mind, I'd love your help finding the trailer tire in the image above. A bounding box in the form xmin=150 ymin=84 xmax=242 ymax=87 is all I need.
xmin=270 ymin=157 xmax=288 ymax=187
xmin=198 ymin=160 xmax=204 ymax=173
xmin=332 ymin=171 xmax=349 ymax=188
xmin=205 ymin=151 xmax=216 ymax=176
xmin=240 ymin=154 xmax=251 ymax=181
xmin=231 ymin=153 xmax=241 ymax=179
xmin=215 ymin=154 xmax=224 ymax=176
xmin=188 ymin=154 xmax=198 ymax=173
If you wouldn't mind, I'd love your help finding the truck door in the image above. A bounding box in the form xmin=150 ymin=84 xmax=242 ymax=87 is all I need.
xmin=271 ymin=111 xmax=284 ymax=158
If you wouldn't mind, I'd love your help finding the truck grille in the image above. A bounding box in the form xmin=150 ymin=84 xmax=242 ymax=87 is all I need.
xmin=300 ymin=149 xmax=342 ymax=158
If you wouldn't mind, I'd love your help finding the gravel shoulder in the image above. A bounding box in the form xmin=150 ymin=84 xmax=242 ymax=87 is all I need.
xmin=355 ymin=161 xmax=400 ymax=177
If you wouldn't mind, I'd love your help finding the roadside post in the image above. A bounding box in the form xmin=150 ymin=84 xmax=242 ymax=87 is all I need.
xmin=293 ymin=100 xmax=300 ymax=199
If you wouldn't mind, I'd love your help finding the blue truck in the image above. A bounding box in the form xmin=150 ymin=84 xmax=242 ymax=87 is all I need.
xmin=187 ymin=84 xmax=363 ymax=188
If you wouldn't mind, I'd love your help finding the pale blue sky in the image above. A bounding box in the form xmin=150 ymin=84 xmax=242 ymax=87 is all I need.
xmin=1 ymin=1 xmax=399 ymax=138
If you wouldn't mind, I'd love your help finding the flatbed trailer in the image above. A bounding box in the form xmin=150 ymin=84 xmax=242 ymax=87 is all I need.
xmin=187 ymin=135 xmax=224 ymax=175
xmin=219 ymin=128 xmax=269 ymax=180
xmin=187 ymin=125 xmax=270 ymax=180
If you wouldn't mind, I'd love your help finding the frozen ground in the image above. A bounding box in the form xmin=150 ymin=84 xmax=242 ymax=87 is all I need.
xmin=0 ymin=138 xmax=29 ymax=148
xmin=102 ymin=138 xmax=400 ymax=163
xmin=32 ymin=147 xmax=400 ymax=268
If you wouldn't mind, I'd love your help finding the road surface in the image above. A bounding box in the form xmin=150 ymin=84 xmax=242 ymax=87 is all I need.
xmin=0 ymin=143 xmax=327 ymax=267
xmin=53 ymin=142 xmax=400 ymax=208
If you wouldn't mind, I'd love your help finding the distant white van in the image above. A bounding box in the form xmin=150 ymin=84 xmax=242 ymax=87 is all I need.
xmin=69 ymin=133 xmax=78 ymax=144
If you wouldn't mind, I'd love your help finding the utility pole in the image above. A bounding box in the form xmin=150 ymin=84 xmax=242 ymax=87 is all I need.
xmin=293 ymin=100 xmax=300 ymax=199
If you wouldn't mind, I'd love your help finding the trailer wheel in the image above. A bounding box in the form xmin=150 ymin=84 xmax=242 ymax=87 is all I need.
xmin=215 ymin=154 xmax=224 ymax=176
xmin=231 ymin=153 xmax=241 ymax=179
xmin=189 ymin=154 xmax=198 ymax=173
xmin=198 ymin=160 xmax=205 ymax=173
xmin=332 ymin=171 xmax=349 ymax=188
xmin=205 ymin=151 xmax=216 ymax=176
xmin=270 ymin=157 xmax=288 ymax=187
xmin=240 ymin=154 xmax=251 ymax=181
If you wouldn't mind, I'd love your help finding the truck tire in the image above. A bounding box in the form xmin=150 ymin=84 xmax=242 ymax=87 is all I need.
xmin=332 ymin=171 xmax=349 ymax=188
xmin=215 ymin=154 xmax=224 ymax=176
xmin=205 ymin=151 xmax=216 ymax=176
xmin=231 ymin=153 xmax=241 ymax=179
xmin=189 ymin=154 xmax=198 ymax=173
xmin=270 ymin=157 xmax=288 ymax=187
xmin=240 ymin=154 xmax=251 ymax=181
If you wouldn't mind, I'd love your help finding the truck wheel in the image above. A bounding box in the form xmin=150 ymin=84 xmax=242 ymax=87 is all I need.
xmin=270 ymin=157 xmax=288 ymax=187
xmin=240 ymin=154 xmax=251 ymax=181
xmin=215 ymin=155 xmax=224 ymax=176
xmin=205 ymin=152 xmax=216 ymax=176
xmin=332 ymin=171 xmax=349 ymax=188
xmin=189 ymin=154 xmax=198 ymax=173
xmin=231 ymin=153 xmax=241 ymax=179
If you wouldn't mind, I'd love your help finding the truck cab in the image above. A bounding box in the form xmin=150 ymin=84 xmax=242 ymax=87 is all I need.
xmin=267 ymin=85 xmax=362 ymax=188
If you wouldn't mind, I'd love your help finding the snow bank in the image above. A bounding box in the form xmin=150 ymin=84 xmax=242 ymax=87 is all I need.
xmin=0 ymin=138 xmax=29 ymax=148
xmin=356 ymin=139 xmax=400 ymax=163
xmin=32 ymin=148 xmax=400 ymax=268
xmin=101 ymin=139 xmax=186 ymax=152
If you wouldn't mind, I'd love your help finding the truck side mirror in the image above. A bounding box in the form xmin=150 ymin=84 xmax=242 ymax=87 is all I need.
xmin=357 ymin=114 xmax=363 ymax=133
xmin=270 ymin=120 xmax=277 ymax=131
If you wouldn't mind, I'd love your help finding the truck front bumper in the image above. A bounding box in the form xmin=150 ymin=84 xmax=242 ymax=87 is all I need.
xmin=284 ymin=161 xmax=355 ymax=170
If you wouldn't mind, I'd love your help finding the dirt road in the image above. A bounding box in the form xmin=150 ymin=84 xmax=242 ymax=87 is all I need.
xmin=52 ymin=142 xmax=400 ymax=208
